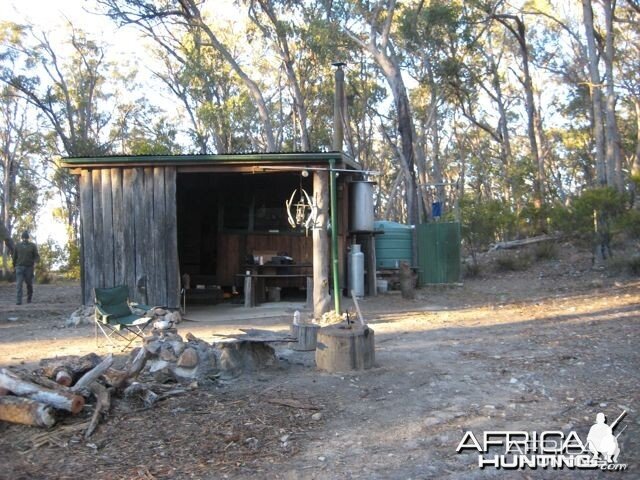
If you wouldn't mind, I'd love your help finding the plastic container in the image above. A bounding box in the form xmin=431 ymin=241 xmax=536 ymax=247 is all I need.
xmin=376 ymin=279 xmax=388 ymax=294
xmin=374 ymin=220 xmax=413 ymax=269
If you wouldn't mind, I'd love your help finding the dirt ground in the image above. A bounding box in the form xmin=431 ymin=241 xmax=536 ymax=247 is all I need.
xmin=0 ymin=242 xmax=638 ymax=479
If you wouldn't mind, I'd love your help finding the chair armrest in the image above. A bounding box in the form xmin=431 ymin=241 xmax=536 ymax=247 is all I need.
xmin=95 ymin=304 xmax=112 ymax=323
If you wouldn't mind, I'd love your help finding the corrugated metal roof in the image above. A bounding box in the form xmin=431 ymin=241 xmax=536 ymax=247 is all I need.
xmin=61 ymin=152 xmax=360 ymax=170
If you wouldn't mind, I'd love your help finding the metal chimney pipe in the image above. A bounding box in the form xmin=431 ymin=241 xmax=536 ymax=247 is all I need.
xmin=332 ymin=62 xmax=346 ymax=152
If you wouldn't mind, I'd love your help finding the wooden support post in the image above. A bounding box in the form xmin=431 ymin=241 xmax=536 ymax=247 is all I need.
xmin=244 ymin=272 xmax=253 ymax=308
xmin=364 ymin=234 xmax=377 ymax=297
xmin=306 ymin=276 xmax=313 ymax=309
xmin=313 ymin=170 xmax=332 ymax=319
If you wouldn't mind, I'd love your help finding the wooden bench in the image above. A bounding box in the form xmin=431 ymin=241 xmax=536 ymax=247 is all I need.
xmin=236 ymin=273 xmax=312 ymax=307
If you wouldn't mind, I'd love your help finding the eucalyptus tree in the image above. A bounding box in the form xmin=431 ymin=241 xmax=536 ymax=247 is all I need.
xmin=99 ymin=0 xmax=278 ymax=151
xmin=152 ymin=29 xmax=259 ymax=153
xmin=246 ymin=0 xmax=311 ymax=150
xmin=580 ymin=0 xmax=608 ymax=186
xmin=601 ymin=0 xmax=623 ymax=191
xmin=488 ymin=2 xmax=546 ymax=207
xmin=0 ymin=87 xmax=39 ymax=275
xmin=0 ymin=23 xmax=116 ymax=239
xmin=324 ymin=0 xmax=420 ymax=227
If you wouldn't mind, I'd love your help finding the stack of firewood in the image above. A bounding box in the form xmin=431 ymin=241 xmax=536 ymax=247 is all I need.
xmin=0 ymin=349 xmax=165 ymax=437
xmin=144 ymin=331 xmax=218 ymax=383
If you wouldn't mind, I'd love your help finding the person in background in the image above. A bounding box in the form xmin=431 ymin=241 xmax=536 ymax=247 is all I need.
xmin=13 ymin=231 xmax=39 ymax=305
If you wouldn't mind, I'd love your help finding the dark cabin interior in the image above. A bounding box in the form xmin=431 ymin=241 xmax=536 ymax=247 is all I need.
xmin=176 ymin=171 xmax=314 ymax=303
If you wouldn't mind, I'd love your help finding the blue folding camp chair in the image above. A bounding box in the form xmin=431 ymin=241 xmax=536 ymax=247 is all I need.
xmin=94 ymin=285 xmax=154 ymax=350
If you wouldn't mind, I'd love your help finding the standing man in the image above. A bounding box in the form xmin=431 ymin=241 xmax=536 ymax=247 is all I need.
xmin=13 ymin=231 xmax=39 ymax=305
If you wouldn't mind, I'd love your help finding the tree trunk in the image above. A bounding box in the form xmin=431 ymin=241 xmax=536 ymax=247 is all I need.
xmin=602 ymin=0 xmax=623 ymax=191
xmin=634 ymin=97 xmax=640 ymax=178
xmin=312 ymin=170 xmax=332 ymax=318
xmin=494 ymin=14 xmax=545 ymax=207
xmin=255 ymin=0 xmax=310 ymax=150
xmin=582 ymin=0 xmax=607 ymax=186
xmin=487 ymin=36 xmax=514 ymax=204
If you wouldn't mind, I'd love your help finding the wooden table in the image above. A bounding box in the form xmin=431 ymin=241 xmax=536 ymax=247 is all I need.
xmin=237 ymin=264 xmax=312 ymax=307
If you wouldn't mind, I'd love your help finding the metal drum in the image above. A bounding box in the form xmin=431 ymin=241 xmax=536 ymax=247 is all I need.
xmin=349 ymin=181 xmax=375 ymax=232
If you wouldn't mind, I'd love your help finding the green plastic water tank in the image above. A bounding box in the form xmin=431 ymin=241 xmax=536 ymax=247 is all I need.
xmin=374 ymin=221 xmax=413 ymax=269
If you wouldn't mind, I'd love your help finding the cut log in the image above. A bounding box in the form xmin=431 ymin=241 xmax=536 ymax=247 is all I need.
xmin=0 ymin=369 xmax=84 ymax=414
xmin=85 ymin=383 xmax=111 ymax=439
xmin=399 ymin=261 xmax=415 ymax=300
xmin=55 ymin=370 xmax=73 ymax=387
xmin=0 ymin=396 xmax=56 ymax=428
xmin=40 ymin=353 xmax=102 ymax=383
xmin=315 ymin=325 xmax=375 ymax=372
xmin=72 ymin=354 xmax=113 ymax=391
xmin=293 ymin=323 xmax=320 ymax=351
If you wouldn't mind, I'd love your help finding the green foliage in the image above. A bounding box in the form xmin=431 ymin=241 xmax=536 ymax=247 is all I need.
xmin=62 ymin=236 xmax=81 ymax=280
xmin=459 ymin=195 xmax=514 ymax=263
xmin=35 ymin=238 xmax=64 ymax=283
xmin=616 ymin=209 xmax=640 ymax=239
xmin=553 ymin=187 xmax=628 ymax=239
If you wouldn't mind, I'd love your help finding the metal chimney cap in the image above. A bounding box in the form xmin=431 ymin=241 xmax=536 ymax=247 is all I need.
xmin=332 ymin=61 xmax=347 ymax=68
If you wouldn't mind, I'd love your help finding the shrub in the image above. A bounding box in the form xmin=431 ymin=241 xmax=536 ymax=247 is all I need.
xmin=495 ymin=252 xmax=531 ymax=272
xmin=463 ymin=261 xmax=481 ymax=278
xmin=607 ymin=256 xmax=640 ymax=276
xmin=534 ymin=242 xmax=558 ymax=261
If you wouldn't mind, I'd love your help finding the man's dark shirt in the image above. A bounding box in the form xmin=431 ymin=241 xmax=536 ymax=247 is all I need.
xmin=13 ymin=240 xmax=40 ymax=267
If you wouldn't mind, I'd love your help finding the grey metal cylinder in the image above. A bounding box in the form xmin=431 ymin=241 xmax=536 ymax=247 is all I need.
xmin=349 ymin=181 xmax=375 ymax=232
xmin=349 ymin=244 xmax=365 ymax=297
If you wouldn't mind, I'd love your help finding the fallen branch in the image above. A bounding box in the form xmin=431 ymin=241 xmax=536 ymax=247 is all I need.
xmin=0 ymin=396 xmax=56 ymax=427
xmin=265 ymin=397 xmax=321 ymax=410
xmin=106 ymin=348 xmax=150 ymax=390
xmin=351 ymin=290 xmax=366 ymax=326
xmin=85 ymin=383 xmax=112 ymax=439
xmin=490 ymin=234 xmax=559 ymax=251
xmin=0 ymin=369 xmax=84 ymax=414
xmin=72 ymin=354 xmax=114 ymax=391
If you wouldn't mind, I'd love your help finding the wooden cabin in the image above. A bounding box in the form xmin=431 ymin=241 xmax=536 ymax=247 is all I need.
xmin=62 ymin=153 xmax=375 ymax=310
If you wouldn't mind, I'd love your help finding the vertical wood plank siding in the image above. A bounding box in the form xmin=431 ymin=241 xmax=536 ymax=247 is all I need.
xmin=122 ymin=169 xmax=136 ymax=301
xmin=91 ymin=170 xmax=104 ymax=289
xmin=79 ymin=166 xmax=179 ymax=307
xmin=79 ymin=171 xmax=94 ymax=305
xmin=164 ymin=167 xmax=180 ymax=306
xmin=153 ymin=167 xmax=168 ymax=306
xmin=100 ymin=169 xmax=114 ymax=287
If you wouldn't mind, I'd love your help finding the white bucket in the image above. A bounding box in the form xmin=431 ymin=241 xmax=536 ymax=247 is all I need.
xmin=376 ymin=279 xmax=388 ymax=294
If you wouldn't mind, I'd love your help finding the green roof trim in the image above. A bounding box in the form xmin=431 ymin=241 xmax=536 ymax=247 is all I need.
xmin=62 ymin=152 xmax=359 ymax=169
